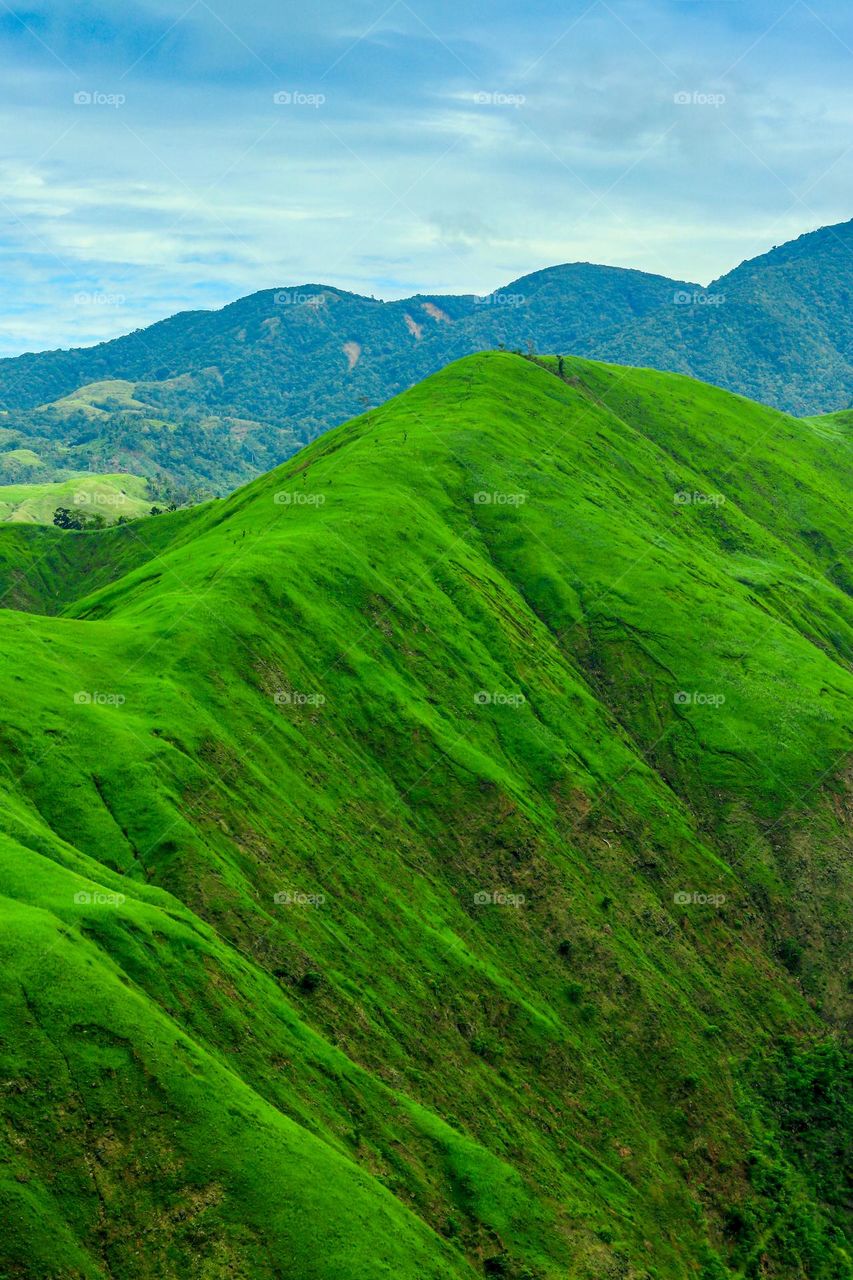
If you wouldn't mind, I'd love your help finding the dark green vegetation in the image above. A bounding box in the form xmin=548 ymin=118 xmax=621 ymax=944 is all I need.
xmin=0 ymin=221 xmax=850 ymax=496
xmin=0 ymin=379 xmax=294 ymax=504
xmin=0 ymin=352 xmax=850 ymax=1279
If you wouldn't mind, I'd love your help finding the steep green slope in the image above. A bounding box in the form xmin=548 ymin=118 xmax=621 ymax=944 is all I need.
xmin=0 ymin=353 xmax=850 ymax=1280
xmin=803 ymin=408 xmax=853 ymax=438
xmin=0 ymin=220 xmax=849 ymax=495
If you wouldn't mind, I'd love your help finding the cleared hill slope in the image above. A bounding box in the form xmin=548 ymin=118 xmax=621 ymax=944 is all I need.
xmin=0 ymin=472 xmax=152 ymax=525
xmin=0 ymin=353 xmax=850 ymax=1280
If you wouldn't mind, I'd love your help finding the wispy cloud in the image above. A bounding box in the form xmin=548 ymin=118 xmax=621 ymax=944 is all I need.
xmin=0 ymin=0 xmax=850 ymax=353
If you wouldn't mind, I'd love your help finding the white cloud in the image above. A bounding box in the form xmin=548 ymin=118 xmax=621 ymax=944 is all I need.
xmin=0 ymin=0 xmax=849 ymax=351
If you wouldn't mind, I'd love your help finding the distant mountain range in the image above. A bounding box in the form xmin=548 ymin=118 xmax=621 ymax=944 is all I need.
xmin=0 ymin=219 xmax=850 ymax=497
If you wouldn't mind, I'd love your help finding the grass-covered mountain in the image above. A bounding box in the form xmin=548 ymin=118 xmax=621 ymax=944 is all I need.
xmin=0 ymin=353 xmax=850 ymax=1279
xmin=0 ymin=221 xmax=849 ymax=497
xmin=0 ymin=472 xmax=153 ymax=525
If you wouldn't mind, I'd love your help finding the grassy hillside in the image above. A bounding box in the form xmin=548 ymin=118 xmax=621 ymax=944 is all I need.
xmin=0 ymin=353 xmax=849 ymax=1280
xmin=0 ymin=472 xmax=152 ymax=524
xmin=0 ymin=221 xmax=849 ymax=495
xmin=802 ymin=408 xmax=853 ymax=437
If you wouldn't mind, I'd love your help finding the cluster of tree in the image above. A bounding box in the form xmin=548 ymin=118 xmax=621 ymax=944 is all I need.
xmin=52 ymin=506 xmax=109 ymax=531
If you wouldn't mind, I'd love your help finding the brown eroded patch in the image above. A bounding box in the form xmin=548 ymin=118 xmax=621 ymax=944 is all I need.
xmin=343 ymin=341 xmax=362 ymax=370
xmin=421 ymin=301 xmax=451 ymax=323
xmin=404 ymin=314 xmax=423 ymax=340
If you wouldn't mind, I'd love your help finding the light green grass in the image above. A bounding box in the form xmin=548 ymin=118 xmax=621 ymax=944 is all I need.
xmin=0 ymin=353 xmax=848 ymax=1280
xmin=0 ymin=446 xmax=43 ymax=466
xmin=802 ymin=407 xmax=853 ymax=439
xmin=39 ymin=378 xmax=149 ymax=416
xmin=0 ymin=471 xmax=151 ymax=524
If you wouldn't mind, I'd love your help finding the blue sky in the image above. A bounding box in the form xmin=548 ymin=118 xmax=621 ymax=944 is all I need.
xmin=0 ymin=0 xmax=851 ymax=354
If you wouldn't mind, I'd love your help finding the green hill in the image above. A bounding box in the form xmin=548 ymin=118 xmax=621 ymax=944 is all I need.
xmin=0 ymin=353 xmax=849 ymax=1279
xmin=0 ymin=472 xmax=152 ymax=525
xmin=0 ymin=222 xmax=849 ymax=496
xmin=802 ymin=408 xmax=853 ymax=438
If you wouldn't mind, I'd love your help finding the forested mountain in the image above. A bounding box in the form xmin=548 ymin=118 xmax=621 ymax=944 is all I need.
xmin=0 ymin=221 xmax=850 ymax=496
